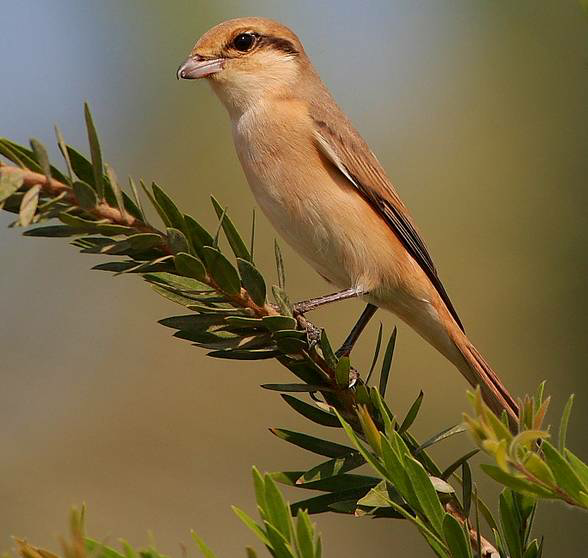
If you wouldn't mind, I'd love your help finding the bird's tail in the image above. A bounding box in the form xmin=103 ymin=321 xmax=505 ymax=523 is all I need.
xmin=450 ymin=327 xmax=519 ymax=430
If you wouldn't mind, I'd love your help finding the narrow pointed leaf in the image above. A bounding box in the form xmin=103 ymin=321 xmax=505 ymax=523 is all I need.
xmin=0 ymin=170 xmax=23 ymax=203
xmin=191 ymin=532 xmax=217 ymax=558
xmin=202 ymin=246 xmax=241 ymax=295
xmin=270 ymin=428 xmax=354 ymax=458
xmin=174 ymin=252 xmax=206 ymax=281
xmin=499 ymin=490 xmax=523 ymax=558
xmin=442 ymin=514 xmax=472 ymax=558
xmin=541 ymin=440 xmax=585 ymax=500
xmin=150 ymin=181 xmax=185 ymax=231
xmin=264 ymin=475 xmax=293 ymax=541
xmin=300 ymin=454 xmax=365 ymax=484
xmin=167 ymin=227 xmax=190 ymax=254
xmin=335 ymin=356 xmax=350 ymax=387
xmin=281 ymin=395 xmax=340 ymax=427
xmin=237 ymin=258 xmax=266 ymax=306
xmin=73 ymin=181 xmax=98 ymax=209
xmin=405 ymin=456 xmax=445 ymax=536
xmin=399 ymin=390 xmax=424 ymax=433
xmin=211 ymin=196 xmax=251 ymax=261
xmin=274 ymin=239 xmax=286 ymax=289
xmin=319 ymin=330 xmax=338 ymax=369
xmin=366 ymin=323 xmax=383 ymax=384
xmin=379 ymin=327 xmax=397 ymax=397
xmin=232 ymin=507 xmax=270 ymax=547
xmin=84 ymin=103 xmax=104 ymax=198
xmin=18 ymin=184 xmax=41 ymax=226
xmin=558 ymin=393 xmax=574 ymax=452
xmin=30 ymin=139 xmax=51 ymax=182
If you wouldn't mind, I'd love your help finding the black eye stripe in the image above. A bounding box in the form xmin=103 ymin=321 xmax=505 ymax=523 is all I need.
xmin=258 ymin=35 xmax=298 ymax=55
xmin=227 ymin=32 xmax=299 ymax=56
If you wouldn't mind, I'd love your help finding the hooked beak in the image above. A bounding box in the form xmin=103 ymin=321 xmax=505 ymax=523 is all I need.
xmin=176 ymin=56 xmax=225 ymax=80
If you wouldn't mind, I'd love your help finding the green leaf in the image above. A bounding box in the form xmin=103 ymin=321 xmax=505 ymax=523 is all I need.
xmin=73 ymin=181 xmax=98 ymax=209
xmin=105 ymin=163 xmax=125 ymax=215
xmin=558 ymin=393 xmax=574 ymax=452
xmin=30 ymin=138 xmax=51 ymax=182
xmin=319 ymin=330 xmax=338 ymax=370
xmin=174 ymin=252 xmax=207 ymax=281
xmin=399 ymin=390 xmax=424 ymax=433
xmin=500 ymin=490 xmax=523 ymax=558
xmin=270 ymin=428 xmax=354 ymax=458
xmin=0 ymin=170 xmax=24 ymax=203
xmin=564 ymin=449 xmax=588 ymax=489
xmin=245 ymin=547 xmax=258 ymax=558
xmin=232 ymin=506 xmax=270 ymax=547
xmin=442 ymin=514 xmax=472 ymax=558
xmin=290 ymin=488 xmax=374 ymax=515
xmin=417 ymin=424 xmax=467 ymax=454
xmin=281 ymin=395 xmax=340 ymax=427
xmin=272 ymin=285 xmax=292 ymax=316
xmin=262 ymin=315 xmax=297 ymax=332
xmin=291 ymin=473 xmax=378 ymax=493
xmin=462 ymin=461 xmax=472 ymax=517
xmin=264 ymin=474 xmax=293 ymax=541
xmin=100 ymin=233 xmax=162 ymax=255
xmin=523 ymin=452 xmax=556 ymax=486
xmin=262 ymin=384 xmax=324 ymax=393
xmin=295 ymin=510 xmax=315 ymax=558
xmin=237 ymin=258 xmax=266 ymax=306
xmin=524 ymin=539 xmax=540 ymax=558
xmin=276 ymin=337 xmax=308 ymax=354
xmin=480 ymin=465 xmax=554 ymax=498
xmin=85 ymin=538 xmax=126 ymax=558
xmin=366 ymin=323 xmax=383 ymax=384
xmin=211 ymin=196 xmax=251 ymax=261
xmin=145 ymin=271 xmax=210 ymax=291
xmin=274 ymin=239 xmax=286 ymax=289
xmin=405 ymin=456 xmax=445 ymax=536
xmin=191 ymin=532 xmax=217 ymax=558
xmin=379 ymin=327 xmax=397 ymax=398
xmin=84 ymin=103 xmax=104 ymax=199
xmin=18 ymin=184 xmax=41 ymax=226
xmin=300 ymin=453 xmax=365 ymax=484
xmin=151 ymin=181 xmax=185 ymax=231
xmin=66 ymin=145 xmax=94 ymax=186
xmin=335 ymin=356 xmax=350 ymax=387
xmin=128 ymin=177 xmax=144 ymax=218
xmin=541 ymin=440 xmax=585 ymax=500
xmin=184 ymin=214 xmax=214 ymax=256
xmin=166 ymin=227 xmax=190 ymax=254
xmin=208 ymin=348 xmax=279 ymax=360
xmin=264 ymin=521 xmax=296 ymax=558
xmin=202 ymin=246 xmax=241 ymax=295
xmin=24 ymin=225 xmax=87 ymax=237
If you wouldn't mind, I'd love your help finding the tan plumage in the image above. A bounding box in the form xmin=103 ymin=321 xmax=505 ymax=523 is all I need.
xmin=178 ymin=17 xmax=518 ymax=424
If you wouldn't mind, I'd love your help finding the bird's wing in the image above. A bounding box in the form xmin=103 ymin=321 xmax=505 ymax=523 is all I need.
xmin=310 ymin=107 xmax=464 ymax=331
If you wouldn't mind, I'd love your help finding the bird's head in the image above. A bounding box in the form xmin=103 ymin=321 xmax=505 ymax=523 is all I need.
xmin=177 ymin=17 xmax=308 ymax=116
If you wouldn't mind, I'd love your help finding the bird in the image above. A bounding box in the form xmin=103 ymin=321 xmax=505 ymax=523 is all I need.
xmin=177 ymin=16 xmax=519 ymax=425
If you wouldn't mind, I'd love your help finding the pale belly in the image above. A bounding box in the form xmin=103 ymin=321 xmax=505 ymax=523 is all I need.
xmin=233 ymin=125 xmax=412 ymax=299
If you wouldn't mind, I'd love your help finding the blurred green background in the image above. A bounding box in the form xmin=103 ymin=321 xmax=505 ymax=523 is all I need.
xmin=1 ymin=1 xmax=587 ymax=556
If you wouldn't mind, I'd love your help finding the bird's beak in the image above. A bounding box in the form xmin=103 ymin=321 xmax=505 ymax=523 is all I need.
xmin=176 ymin=56 xmax=225 ymax=80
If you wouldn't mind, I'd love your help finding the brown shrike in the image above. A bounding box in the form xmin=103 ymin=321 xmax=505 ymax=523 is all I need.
xmin=177 ymin=17 xmax=518 ymax=424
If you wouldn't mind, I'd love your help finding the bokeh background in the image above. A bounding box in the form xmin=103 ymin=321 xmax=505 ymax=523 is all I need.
xmin=1 ymin=1 xmax=587 ymax=556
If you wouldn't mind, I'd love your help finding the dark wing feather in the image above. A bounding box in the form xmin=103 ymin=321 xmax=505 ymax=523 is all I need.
xmin=311 ymin=113 xmax=464 ymax=332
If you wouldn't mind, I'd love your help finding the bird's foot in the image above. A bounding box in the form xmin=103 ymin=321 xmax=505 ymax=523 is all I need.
xmin=294 ymin=312 xmax=321 ymax=348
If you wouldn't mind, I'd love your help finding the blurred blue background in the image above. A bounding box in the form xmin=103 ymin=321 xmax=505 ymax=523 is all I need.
xmin=1 ymin=1 xmax=587 ymax=556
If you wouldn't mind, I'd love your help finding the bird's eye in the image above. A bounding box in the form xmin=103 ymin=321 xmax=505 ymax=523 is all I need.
xmin=232 ymin=32 xmax=256 ymax=52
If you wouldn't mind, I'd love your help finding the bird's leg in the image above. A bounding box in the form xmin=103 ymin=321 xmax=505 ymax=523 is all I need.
xmin=336 ymin=303 xmax=378 ymax=357
xmin=292 ymin=287 xmax=365 ymax=349
xmin=292 ymin=287 xmax=364 ymax=314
